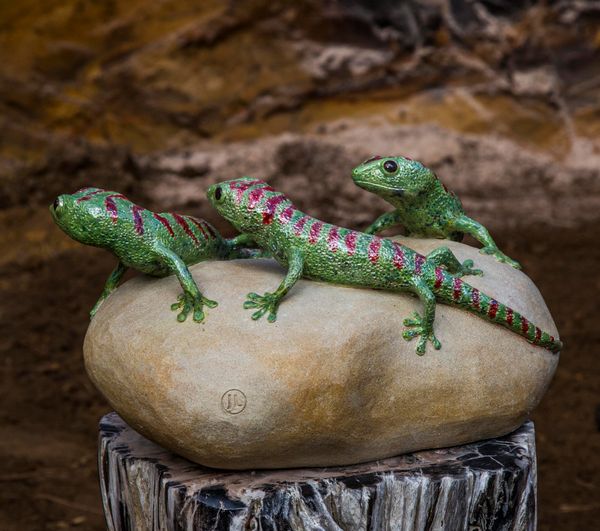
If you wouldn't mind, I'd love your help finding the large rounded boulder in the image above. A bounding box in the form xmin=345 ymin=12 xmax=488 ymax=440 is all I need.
xmin=84 ymin=237 xmax=559 ymax=469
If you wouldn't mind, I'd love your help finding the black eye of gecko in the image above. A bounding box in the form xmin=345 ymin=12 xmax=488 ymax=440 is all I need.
xmin=53 ymin=197 xmax=60 ymax=210
xmin=214 ymin=187 xmax=222 ymax=201
xmin=383 ymin=160 xmax=398 ymax=173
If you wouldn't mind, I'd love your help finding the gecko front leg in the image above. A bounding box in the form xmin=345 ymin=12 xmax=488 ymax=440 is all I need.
xmin=450 ymin=215 xmax=521 ymax=269
xmin=155 ymin=245 xmax=218 ymax=323
xmin=364 ymin=210 xmax=402 ymax=235
xmin=90 ymin=261 xmax=128 ymax=319
xmin=243 ymin=247 xmax=304 ymax=322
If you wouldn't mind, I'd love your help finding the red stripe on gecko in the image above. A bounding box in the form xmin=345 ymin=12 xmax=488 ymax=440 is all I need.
xmin=132 ymin=205 xmax=145 ymax=235
xmin=414 ymin=254 xmax=425 ymax=274
xmin=293 ymin=216 xmax=309 ymax=236
xmin=521 ymin=316 xmax=529 ymax=335
xmin=471 ymin=288 xmax=480 ymax=309
xmin=327 ymin=227 xmax=339 ymax=252
xmin=104 ymin=195 xmax=123 ymax=223
xmin=76 ymin=189 xmax=103 ymax=202
xmin=452 ymin=277 xmax=462 ymax=301
xmin=506 ymin=307 xmax=514 ymax=326
xmin=230 ymin=180 xmax=261 ymax=203
xmin=203 ymin=221 xmax=217 ymax=239
xmin=368 ymin=237 xmax=381 ymax=263
xmin=534 ymin=327 xmax=542 ymax=344
xmin=345 ymin=231 xmax=358 ymax=255
xmin=488 ymin=299 xmax=499 ymax=319
xmin=279 ymin=205 xmax=295 ymax=223
xmin=262 ymin=194 xmax=287 ymax=225
xmin=248 ymin=187 xmax=266 ymax=209
xmin=154 ymin=213 xmax=175 ymax=237
xmin=434 ymin=267 xmax=444 ymax=289
xmin=173 ymin=214 xmax=199 ymax=245
xmin=392 ymin=243 xmax=405 ymax=270
xmin=188 ymin=217 xmax=209 ymax=239
xmin=309 ymin=221 xmax=323 ymax=244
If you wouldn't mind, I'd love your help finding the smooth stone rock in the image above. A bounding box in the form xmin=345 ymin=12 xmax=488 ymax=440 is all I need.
xmin=84 ymin=237 xmax=559 ymax=469
xmin=99 ymin=412 xmax=538 ymax=531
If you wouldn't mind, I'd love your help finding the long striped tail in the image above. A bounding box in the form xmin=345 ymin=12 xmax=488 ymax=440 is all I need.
xmin=434 ymin=268 xmax=562 ymax=353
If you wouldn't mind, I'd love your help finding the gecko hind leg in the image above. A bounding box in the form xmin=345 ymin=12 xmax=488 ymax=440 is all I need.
xmin=426 ymin=246 xmax=482 ymax=277
xmin=402 ymin=280 xmax=441 ymax=355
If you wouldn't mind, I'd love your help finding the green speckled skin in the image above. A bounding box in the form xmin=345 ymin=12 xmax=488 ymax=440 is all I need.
xmin=352 ymin=156 xmax=521 ymax=269
xmin=207 ymin=177 xmax=561 ymax=355
xmin=50 ymin=187 xmax=264 ymax=322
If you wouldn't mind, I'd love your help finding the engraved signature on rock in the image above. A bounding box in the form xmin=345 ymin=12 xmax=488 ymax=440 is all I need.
xmin=221 ymin=389 xmax=247 ymax=414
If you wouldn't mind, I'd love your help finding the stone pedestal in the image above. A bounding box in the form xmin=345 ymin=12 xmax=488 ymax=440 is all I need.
xmin=99 ymin=412 xmax=537 ymax=530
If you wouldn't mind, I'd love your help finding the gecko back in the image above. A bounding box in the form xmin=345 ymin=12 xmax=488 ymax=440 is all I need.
xmin=51 ymin=187 xmax=262 ymax=323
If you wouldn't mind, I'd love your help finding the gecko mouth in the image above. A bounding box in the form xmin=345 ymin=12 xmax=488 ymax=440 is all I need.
xmin=353 ymin=180 xmax=404 ymax=196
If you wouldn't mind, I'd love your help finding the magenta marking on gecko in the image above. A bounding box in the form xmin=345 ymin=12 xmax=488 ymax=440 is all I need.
xmin=279 ymin=205 xmax=296 ymax=224
xmin=345 ymin=231 xmax=358 ymax=256
xmin=154 ymin=213 xmax=175 ymax=237
xmin=392 ymin=243 xmax=404 ymax=270
xmin=309 ymin=221 xmax=323 ymax=244
xmin=173 ymin=214 xmax=199 ymax=245
xmin=368 ymin=237 xmax=381 ymax=264
xmin=293 ymin=215 xmax=309 ymax=236
xmin=104 ymin=194 xmax=127 ymax=223
xmin=262 ymin=194 xmax=287 ymax=225
xmin=132 ymin=205 xmax=145 ymax=235
xmin=327 ymin=226 xmax=340 ymax=252
xmin=188 ymin=217 xmax=209 ymax=239
xmin=414 ymin=254 xmax=425 ymax=275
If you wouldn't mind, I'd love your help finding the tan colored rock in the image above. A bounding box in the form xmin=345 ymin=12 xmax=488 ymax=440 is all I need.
xmin=84 ymin=237 xmax=560 ymax=469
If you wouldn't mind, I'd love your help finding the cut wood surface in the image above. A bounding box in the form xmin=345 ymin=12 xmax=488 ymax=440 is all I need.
xmin=99 ymin=412 xmax=537 ymax=530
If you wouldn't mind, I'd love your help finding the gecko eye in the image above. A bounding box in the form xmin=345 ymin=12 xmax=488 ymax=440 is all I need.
xmin=383 ymin=160 xmax=398 ymax=173
xmin=214 ymin=186 xmax=222 ymax=201
xmin=53 ymin=197 xmax=62 ymax=210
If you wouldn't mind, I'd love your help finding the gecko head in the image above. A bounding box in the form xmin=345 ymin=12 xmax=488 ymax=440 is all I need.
xmin=352 ymin=156 xmax=436 ymax=200
xmin=207 ymin=177 xmax=269 ymax=234
xmin=50 ymin=187 xmax=107 ymax=245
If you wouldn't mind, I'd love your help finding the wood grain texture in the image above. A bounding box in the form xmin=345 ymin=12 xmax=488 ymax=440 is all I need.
xmin=99 ymin=412 xmax=537 ymax=530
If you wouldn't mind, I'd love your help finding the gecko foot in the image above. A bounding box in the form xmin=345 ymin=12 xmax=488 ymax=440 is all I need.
xmin=456 ymin=259 xmax=483 ymax=278
xmin=171 ymin=292 xmax=218 ymax=323
xmin=402 ymin=311 xmax=442 ymax=355
xmin=243 ymin=292 xmax=281 ymax=323
xmin=480 ymin=247 xmax=521 ymax=270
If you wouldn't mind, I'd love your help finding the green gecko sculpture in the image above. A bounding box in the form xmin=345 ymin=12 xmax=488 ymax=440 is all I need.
xmin=352 ymin=156 xmax=521 ymax=269
xmin=207 ymin=177 xmax=561 ymax=355
xmin=50 ymin=187 xmax=264 ymax=322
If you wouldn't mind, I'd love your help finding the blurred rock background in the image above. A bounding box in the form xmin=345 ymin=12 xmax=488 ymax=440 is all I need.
xmin=0 ymin=1 xmax=598 ymax=529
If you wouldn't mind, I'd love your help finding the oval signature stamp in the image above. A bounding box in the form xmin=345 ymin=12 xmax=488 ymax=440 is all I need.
xmin=221 ymin=389 xmax=247 ymax=414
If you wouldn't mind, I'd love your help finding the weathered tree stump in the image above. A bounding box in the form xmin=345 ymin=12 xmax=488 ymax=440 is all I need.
xmin=99 ymin=412 xmax=537 ymax=530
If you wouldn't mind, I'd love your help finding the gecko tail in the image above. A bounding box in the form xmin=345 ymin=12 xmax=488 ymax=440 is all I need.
xmin=436 ymin=269 xmax=562 ymax=353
